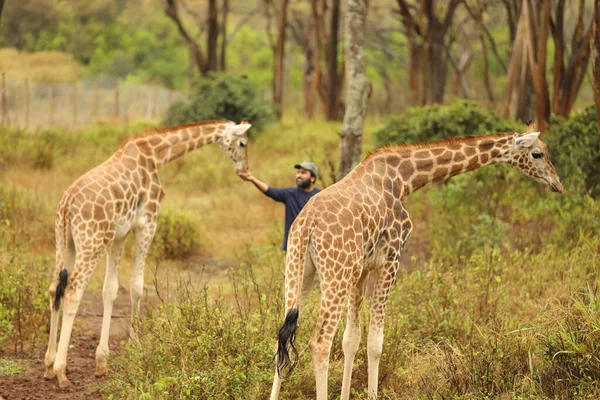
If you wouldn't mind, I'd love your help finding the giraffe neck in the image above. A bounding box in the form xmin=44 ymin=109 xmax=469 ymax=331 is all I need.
xmin=384 ymin=132 xmax=517 ymax=195
xmin=119 ymin=121 xmax=228 ymax=168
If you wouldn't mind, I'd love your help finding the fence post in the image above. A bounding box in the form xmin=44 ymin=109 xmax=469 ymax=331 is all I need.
xmin=1 ymin=72 xmax=7 ymax=126
xmin=114 ymin=81 xmax=120 ymax=120
xmin=72 ymin=82 xmax=78 ymax=125
xmin=92 ymin=77 xmax=98 ymax=120
xmin=49 ymin=85 xmax=56 ymax=126
xmin=25 ymin=80 xmax=30 ymax=129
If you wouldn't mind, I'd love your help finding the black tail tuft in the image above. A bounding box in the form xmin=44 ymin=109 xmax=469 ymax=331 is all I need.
xmin=275 ymin=307 xmax=300 ymax=379
xmin=53 ymin=269 xmax=68 ymax=311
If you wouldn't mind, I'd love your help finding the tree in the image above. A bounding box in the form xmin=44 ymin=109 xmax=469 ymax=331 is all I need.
xmin=338 ymin=0 xmax=371 ymax=180
xmin=288 ymin=0 xmax=345 ymax=120
xmin=264 ymin=0 xmax=290 ymax=119
xmin=593 ymin=0 xmax=600 ymax=135
xmin=162 ymin=0 xmax=225 ymax=77
xmin=549 ymin=0 xmax=593 ymax=118
xmin=503 ymin=0 xmax=593 ymax=132
xmin=396 ymin=0 xmax=462 ymax=105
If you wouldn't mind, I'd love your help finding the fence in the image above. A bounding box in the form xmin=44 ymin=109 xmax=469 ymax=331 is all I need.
xmin=0 ymin=73 xmax=187 ymax=130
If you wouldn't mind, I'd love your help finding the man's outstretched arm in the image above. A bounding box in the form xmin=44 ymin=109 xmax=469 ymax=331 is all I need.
xmin=238 ymin=172 xmax=268 ymax=193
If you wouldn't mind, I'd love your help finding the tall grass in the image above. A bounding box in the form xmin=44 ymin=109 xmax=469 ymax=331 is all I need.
xmin=0 ymin=48 xmax=84 ymax=83
xmin=0 ymin=116 xmax=599 ymax=398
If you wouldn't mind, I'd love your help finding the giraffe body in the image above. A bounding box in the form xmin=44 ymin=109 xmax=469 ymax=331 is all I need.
xmin=271 ymin=129 xmax=563 ymax=399
xmin=44 ymin=120 xmax=251 ymax=388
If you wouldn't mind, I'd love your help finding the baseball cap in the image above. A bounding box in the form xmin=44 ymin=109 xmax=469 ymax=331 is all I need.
xmin=294 ymin=161 xmax=318 ymax=178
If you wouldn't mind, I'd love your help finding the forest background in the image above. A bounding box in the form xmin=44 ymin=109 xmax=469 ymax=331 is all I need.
xmin=2 ymin=0 xmax=600 ymax=399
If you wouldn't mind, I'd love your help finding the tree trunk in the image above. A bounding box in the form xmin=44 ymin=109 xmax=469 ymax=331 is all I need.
xmin=551 ymin=0 xmax=593 ymax=118
xmin=593 ymin=0 xmax=600 ymax=136
xmin=207 ymin=0 xmax=219 ymax=72
xmin=326 ymin=0 xmax=341 ymax=120
xmin=219 ymin=0 xmax=229 ymax=71
xmin=273 ymin=0 xmax=290 ymax=119
xmin=524 ymin=0 xmax=550 ymax=133
xmin=397 ymin=0 xmax=422 ymax=106
xmin=338 ymin=0 xmax=371 ymax=180
xmin=398 ymin=0 xmax=460 ymax=105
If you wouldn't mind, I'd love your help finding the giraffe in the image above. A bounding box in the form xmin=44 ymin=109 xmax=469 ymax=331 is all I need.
xmin=270 ymin=125 xmax=563 ymax=400
xmin=43 ymin=120 xmax=251 ymax=388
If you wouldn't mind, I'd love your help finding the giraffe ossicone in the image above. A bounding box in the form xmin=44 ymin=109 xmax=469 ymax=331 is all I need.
xmin=43 ymin=120 xmax=251 ymax=388
xmin=270 ymin=125 xmax=563 ymax=400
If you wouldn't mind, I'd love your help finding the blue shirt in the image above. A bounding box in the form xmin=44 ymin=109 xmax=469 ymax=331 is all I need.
xmin=264 ymin=186 xmax=321 ymax=250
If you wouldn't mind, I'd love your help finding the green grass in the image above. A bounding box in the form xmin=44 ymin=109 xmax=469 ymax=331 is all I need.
xmin=0 ymin=358 xmax=26 ymax=375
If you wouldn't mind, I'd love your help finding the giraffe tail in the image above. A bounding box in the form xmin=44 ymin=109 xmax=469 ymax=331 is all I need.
xmin=53 ymin=202 xmax=71 ymax=311
xmin=275 ymin=307 xmax=299 ymax=378
xmin=53 ymin=269 xmax=68 ymax=311
xmin=275 ymin=215 xmax=312 ymax=379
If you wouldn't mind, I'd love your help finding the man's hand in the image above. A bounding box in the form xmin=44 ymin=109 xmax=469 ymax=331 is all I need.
xmin=238 ymin=172 xmax=269 ymax=193
xmin=238 ymin=171 xmax=253 ymax=182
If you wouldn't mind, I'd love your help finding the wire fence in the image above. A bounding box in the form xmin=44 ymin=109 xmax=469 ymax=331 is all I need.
xmin=0 ymin=73 xmax=187 ymax=130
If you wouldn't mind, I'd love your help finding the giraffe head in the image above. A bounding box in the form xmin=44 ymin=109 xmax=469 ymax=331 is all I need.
xmin=216 ymin=121 xmax=251 ymax=173
xmin=504 ymin=130 xmax=563 ymax=193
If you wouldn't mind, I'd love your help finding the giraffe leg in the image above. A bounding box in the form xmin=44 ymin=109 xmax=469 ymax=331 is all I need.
xmin=53 ymin=251 xmax=103 ymax=388
xmin=43 ymin=296 xmax=60 ymax=380
xmin=367 ymin=260 xmax=400 ymax=399
xmin=95 ymin=237 xmax=126 ymax=377
xmin=341 ymin=272 xmax=369 ymax=400
xmin=310 ymin=280 xmax=348 ymax=400
xmin=45 ymin=244 xmax=75 ymax=380
xmin=129 ymin=222 xmax=156 ymax=339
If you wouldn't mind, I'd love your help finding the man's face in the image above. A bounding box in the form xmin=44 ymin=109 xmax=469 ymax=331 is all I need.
xmin=296 ymin=168 xmax=314 ymax=189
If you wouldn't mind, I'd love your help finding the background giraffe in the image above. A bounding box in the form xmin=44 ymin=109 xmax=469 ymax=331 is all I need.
xmin=44 ymin=120 xmax=251 ymax=388
xmin=271 ymin=125 xmax=563 ymax=400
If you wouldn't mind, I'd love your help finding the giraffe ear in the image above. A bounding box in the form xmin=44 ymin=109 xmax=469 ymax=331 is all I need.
xmin=515 ymin=132 xmax=540 ymax=148
xmin=230 ymin=122 xmax=252 ymax=136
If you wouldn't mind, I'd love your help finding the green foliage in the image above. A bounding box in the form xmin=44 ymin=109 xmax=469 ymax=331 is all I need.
xmin=102 ymin=247 xmax=285 ymax=399
xmin=0 ymin=188 xmax=50 ymax=353
xmin=373 ymin=99 xmax=522 ymax=148
xmin=538 ymin=282 xmax=600 ymax=398
xmin=545 ymin=105 xmax=600 ymax=196
xmin=162 ymin=73 xmax=275 ymax=136
xmin=151 ymin=209 xmax=203 ymax=261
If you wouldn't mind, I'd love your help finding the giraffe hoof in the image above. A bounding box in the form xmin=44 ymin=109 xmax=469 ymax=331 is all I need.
xmin=44 ymin=368 xmax=56 ymax=380
xmin=57 ymin=376 xmax=71 ymax=389
xmin=94 ymin=365 xmax=107 ymax=377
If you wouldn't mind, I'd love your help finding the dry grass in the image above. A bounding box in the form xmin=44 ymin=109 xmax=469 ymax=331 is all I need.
xmin=0 ymin=48 xmax=84 ymax=83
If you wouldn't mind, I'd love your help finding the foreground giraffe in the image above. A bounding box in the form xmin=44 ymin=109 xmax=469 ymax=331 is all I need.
xmin=271 ymin=125 xmax=563 ymax=399
xmin=44 ymin=120 xmax=251 ymax=388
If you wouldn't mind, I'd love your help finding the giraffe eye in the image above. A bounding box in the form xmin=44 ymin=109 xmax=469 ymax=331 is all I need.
xmin=239 ymin=141 xmax=246 ymax=148
xmin=531 ymin=151 xmax=544 ymax=159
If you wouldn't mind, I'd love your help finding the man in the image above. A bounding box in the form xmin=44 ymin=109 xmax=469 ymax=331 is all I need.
xmin=239 ymin=162 xmax=321 ymax=251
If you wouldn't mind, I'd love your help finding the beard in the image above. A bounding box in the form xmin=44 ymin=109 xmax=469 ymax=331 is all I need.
xmin=297 ymin=177 xmax=312 ymax=189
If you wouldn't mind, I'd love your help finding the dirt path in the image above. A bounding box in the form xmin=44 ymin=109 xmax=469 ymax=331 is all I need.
xmin=0 ymin=291 xmax=131 ymax=400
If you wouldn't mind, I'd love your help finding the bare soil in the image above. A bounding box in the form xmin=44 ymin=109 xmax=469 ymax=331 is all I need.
xmin=0 ymin=291 xmax=131 ymax=400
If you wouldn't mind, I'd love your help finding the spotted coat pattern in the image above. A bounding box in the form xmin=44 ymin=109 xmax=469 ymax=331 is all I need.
xmin=44 ymin=120 xmax=251 ymax=388
xmin=271 ymin=130 xmax=563 ymax=400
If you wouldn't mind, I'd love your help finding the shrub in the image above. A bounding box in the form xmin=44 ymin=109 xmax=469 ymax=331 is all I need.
xmin=101 ymin=246 xmax=287 ymax=399
xmin=373 ymin=99 xmax=522 ymax=148
xmin=150 ymin=209 xmax=203 ymax=260
xmin=0 ymin=216 xmax=50 ymax=353
xmin=163 ymin=73 xmax=275 ymax=136
xmin=545 ymin=106 xmax=600 ymax=196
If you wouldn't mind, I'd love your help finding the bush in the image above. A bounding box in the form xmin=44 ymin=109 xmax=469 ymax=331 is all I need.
xmin=101 ymin=246 xmax=286 ymax=399
xmin=163 ymin=73 xmax=275 ymax=136
xmin=545 ymin=106 xmax=600 ymax=196
xmin=150 ymin=209 xmax=203 ymax=261
xmin=373 ymin=99 xmax=522 ymax=148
